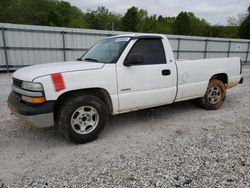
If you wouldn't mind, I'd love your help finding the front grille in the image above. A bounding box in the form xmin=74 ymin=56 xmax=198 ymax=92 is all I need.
xmin=14 ymin=91 xmax=22 ymax=101
xmin=12 ymin=78 xmax=23 ymax=101
xmin=13 ymin=78 xmax=22 ymax=88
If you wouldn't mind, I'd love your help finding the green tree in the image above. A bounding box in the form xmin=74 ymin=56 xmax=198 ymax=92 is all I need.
xmin=85 ymin=6 xmax=122 ymax=30
xmin=0 ymin=0 xmax=87 ymax=28
xmin=210 ymin=25 xmax=238 ymax=38
xmin=139 ymin=15 xmax=157 ymax=33
xmin=173 ymin=12 xmax=210 ymax=36
xmin=0 ymin=0 xmax=242 ymax=38
xmin=173 ymin=12 xmax=191 ymax=35
xmin=122 ymin=6 xmax=139 ymax=31
xmin=238 ymin=7 xmax=250 ymax=39
xmin=88 ymin=7 xmax=110 ymax=29
xmin=238 ymin=14 xmax=250 ymax=39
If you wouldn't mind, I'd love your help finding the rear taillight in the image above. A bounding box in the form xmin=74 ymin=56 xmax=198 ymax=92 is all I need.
xmin=240 ymin=59 xmax=243 ymax=74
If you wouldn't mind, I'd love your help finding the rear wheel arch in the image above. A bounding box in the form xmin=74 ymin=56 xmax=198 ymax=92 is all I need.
xmin=210 ymin=73 xmax=228 ymax=85
xmin=53 ymin=88 xmax=113 ymax=121
xmin=199 ymin=79 xmax=226 ymax=110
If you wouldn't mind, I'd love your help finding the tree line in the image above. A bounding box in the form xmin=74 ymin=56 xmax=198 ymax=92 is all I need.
xmin=0 ymin=0 xmax=249 ymax=39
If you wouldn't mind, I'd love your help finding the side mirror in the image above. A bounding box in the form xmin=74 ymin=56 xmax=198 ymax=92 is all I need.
xmin=124 ymin=53 xmax=144 ymax=66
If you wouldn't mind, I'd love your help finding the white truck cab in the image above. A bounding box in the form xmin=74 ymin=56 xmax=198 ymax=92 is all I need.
xmin=8 ymin=33 xmax=243 ymax=143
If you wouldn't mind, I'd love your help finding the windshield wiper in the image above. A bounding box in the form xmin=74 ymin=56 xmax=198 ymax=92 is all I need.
xmin=83 ymin=58 xmax=99 ymax=62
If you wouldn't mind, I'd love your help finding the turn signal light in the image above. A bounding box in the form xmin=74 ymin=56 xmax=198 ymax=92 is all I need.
xmin=22 ymin=96 xmax=46 ymax=104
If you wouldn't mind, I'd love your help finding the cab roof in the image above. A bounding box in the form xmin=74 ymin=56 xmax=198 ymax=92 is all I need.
xmin=109 ymin=33 xmax=165 ymax=39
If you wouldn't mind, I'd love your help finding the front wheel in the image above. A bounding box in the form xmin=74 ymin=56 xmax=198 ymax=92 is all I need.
xmin=199 ymin=79 xmax=226 ymax=110
xmin=57 ymin=95 xmax=108 ymax=144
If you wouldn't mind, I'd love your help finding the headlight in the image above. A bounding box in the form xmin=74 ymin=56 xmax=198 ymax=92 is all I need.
xmin=21 ymin=81 xmax=43 ymax=91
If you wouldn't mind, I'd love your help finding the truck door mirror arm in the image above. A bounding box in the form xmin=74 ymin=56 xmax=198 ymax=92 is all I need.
xmin=124 ymin=53 xmax=144 ymax=66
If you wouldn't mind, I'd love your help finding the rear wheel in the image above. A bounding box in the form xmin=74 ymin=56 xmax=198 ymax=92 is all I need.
xmin=199 ymin=79 xmax=226 ymax=110
xmin=57 ymin=95 xmax=108 ymax=144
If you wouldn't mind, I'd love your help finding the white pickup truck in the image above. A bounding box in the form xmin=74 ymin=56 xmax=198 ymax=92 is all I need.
xmin=8 ymin=34 xmax=243 ymax=143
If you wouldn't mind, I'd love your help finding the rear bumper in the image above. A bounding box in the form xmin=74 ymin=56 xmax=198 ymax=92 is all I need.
xmin=8 ymin=92 xmax=55 ymax=128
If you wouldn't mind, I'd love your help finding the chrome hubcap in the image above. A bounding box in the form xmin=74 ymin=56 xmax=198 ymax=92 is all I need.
xmin=71 ymin=106 xmax=99 ymax=135
xmin=207 ymin=86 xmax=222 ymax=104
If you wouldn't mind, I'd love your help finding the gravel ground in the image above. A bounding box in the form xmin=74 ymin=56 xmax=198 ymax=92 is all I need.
xmin=0 ymin=66 xmax=250 ymax=187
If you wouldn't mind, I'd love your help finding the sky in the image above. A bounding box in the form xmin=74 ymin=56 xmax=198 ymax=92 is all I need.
xmin=66 ymin=0 xmax=249 ymax=25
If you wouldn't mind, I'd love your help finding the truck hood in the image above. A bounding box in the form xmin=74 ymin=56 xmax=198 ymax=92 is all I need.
xmin=13 ymin=61 xmax=104 ymax=81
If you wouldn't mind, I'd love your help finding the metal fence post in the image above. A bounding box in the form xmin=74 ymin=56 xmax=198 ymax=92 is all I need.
xmin=245 ymin=42 xmax=250 ymax=64
xmin=204 ymin=39 xmax=208 ymax=58
xmin=177 ymin=38 xmax=180 ymax=59
xmin=227 ymin=41 xmax=231 ymax=57
xmin=62 ymin=31 xmax=66 ymax=61
xmin=1 ymin=27 xmax=9 ymax=72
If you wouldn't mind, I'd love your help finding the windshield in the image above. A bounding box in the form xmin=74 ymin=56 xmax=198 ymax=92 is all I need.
xmin=80 ymin=37 xmax=131 ymax=63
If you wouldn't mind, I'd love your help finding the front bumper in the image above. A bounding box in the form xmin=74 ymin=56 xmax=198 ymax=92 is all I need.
xmin=8 ymin=92 xmax=55 ymax=128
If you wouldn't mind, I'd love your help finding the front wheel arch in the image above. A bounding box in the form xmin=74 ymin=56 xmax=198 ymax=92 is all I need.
xmin=53 ymin=88 xmax=113 ymax=122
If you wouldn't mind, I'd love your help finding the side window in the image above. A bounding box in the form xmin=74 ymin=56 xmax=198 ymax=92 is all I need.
xmin=128 ymin=39 xmax=166 ymax=65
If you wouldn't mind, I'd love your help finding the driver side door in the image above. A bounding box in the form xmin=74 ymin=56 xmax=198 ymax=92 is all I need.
xmin=117 ymin=38 xmax=177 ymax=112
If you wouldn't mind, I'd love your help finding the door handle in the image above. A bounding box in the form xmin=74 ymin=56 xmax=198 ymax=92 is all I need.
xmin=162 ymin=69 xmax=171 ymax=76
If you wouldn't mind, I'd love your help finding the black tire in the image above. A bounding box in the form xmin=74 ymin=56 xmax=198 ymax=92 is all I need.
xmin=57 ymin=95 xmax=108 ymax=144
xmin=199 ymin=79 xmax=226 ymax=110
